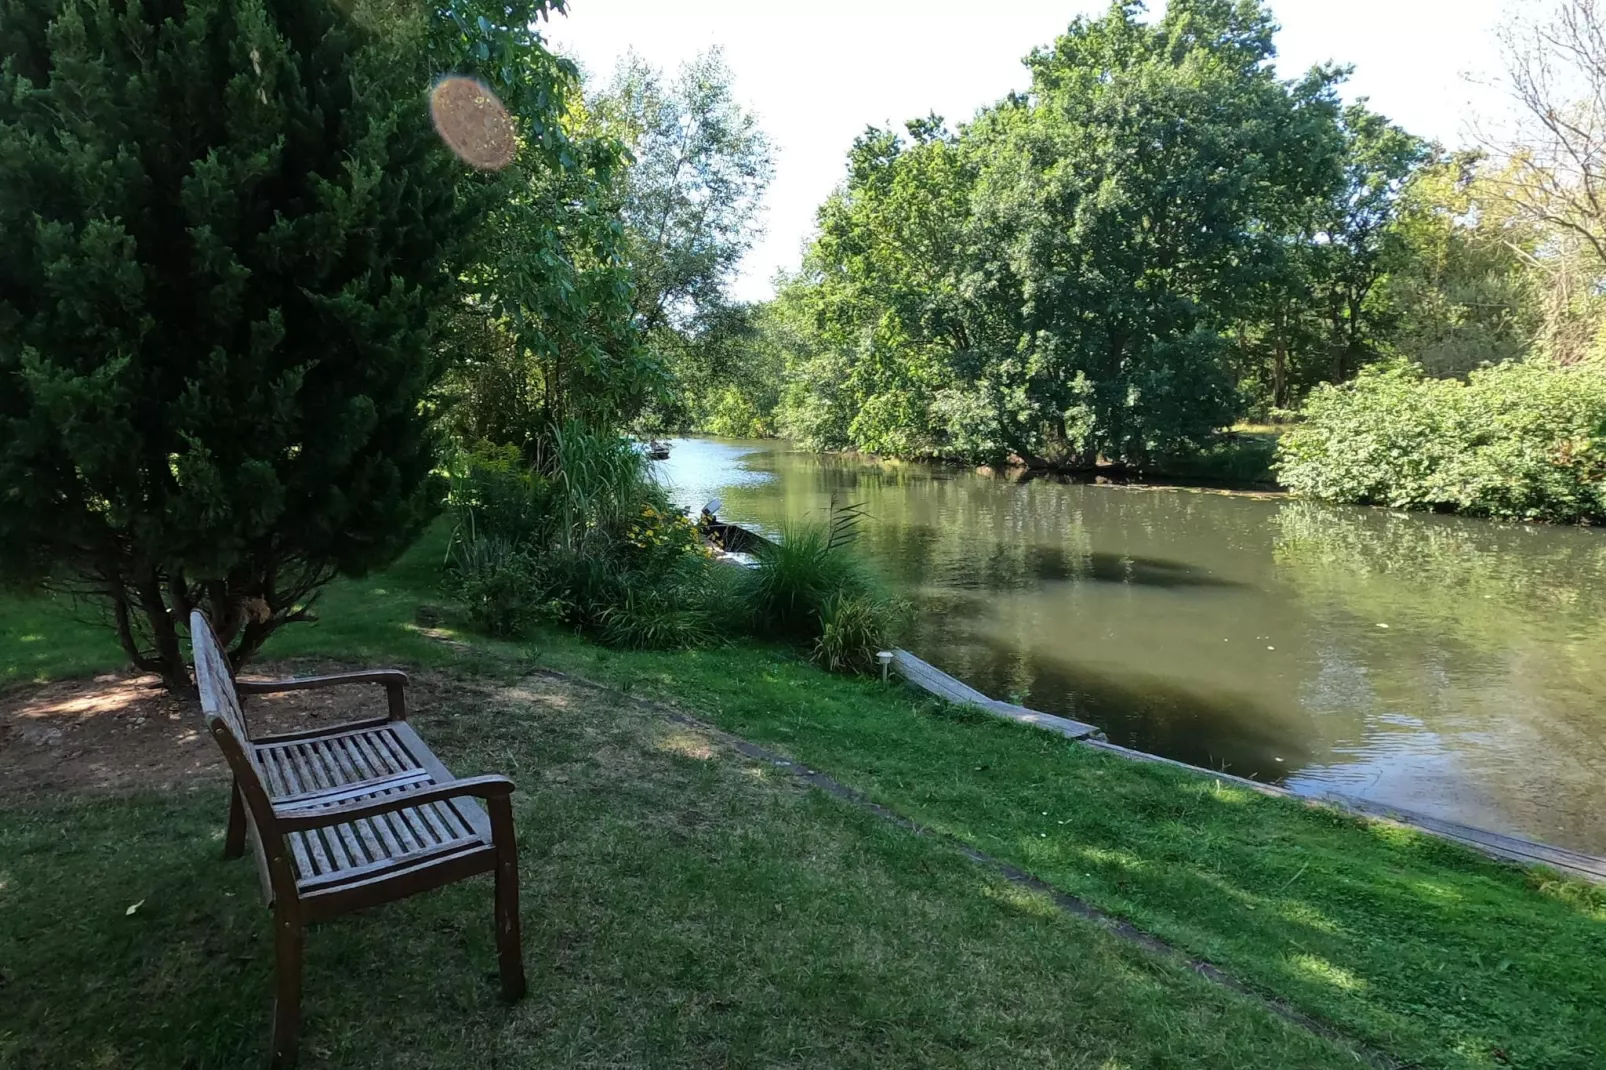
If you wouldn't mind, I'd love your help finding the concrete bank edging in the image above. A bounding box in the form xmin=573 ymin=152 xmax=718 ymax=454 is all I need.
xmin=889 ymin=648 xmax=1606 ymax=884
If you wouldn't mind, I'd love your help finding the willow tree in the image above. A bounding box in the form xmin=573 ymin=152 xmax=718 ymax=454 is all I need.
xmin=0 ymin=0 xmax=485 ymax=689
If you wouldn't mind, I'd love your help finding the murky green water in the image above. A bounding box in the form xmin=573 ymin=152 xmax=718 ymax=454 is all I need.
xmin=655 ymin=437 xmax=1606 ymax=855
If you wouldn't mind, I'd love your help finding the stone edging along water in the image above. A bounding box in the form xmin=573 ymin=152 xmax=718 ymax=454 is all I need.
xmin=890 ymin=649 xmax=1606 ymax=885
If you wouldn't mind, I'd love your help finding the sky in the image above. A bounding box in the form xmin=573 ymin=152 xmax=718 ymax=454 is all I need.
xmin=548 ymin=0 xmax=1521 ymax=303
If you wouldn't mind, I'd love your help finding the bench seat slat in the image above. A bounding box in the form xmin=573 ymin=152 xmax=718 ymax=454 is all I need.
xmin=295 ymin=827 xmax=487 ymax=892
xmin=302 ymin=743 xmax=362 ymax=869
xmin=273 ymin=769 xmax=433 ymax=807
xmin=316 ymin=740 xmax=378 ymax=867
xmin=237 ymin=715 xmax=496 ymax=897
xmin=343 ymin=735 xmax=426 ymax=855
xmin=324 ymin=739 xmax=405 ymax=863
xmin=272 ymin=751 xmax=334 ymax=876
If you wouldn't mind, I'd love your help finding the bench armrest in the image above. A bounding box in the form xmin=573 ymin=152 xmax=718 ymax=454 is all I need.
xmin=273 ymin=775 xmax=515 ymax=833
xmin=237 ymin=670 xmax=409 ymax=722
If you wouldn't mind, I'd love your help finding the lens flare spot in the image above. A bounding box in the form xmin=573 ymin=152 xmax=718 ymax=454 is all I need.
xmin=430 ymin=76 xmax=516 ymax=171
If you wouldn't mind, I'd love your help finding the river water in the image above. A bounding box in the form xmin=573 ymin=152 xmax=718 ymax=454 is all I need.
xmin=654 ymin=436 xmax=1606 ymax=855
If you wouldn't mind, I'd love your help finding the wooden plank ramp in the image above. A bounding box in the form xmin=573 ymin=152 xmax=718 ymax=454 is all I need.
xmin=891 ymin=650 xmax=1102 ymax=741
xmin=889 ymin=648 xmax=1606 ymax=884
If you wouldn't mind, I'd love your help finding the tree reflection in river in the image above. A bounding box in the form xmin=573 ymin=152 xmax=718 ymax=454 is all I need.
xmin=655 ymin=437 xmax=1606 ymax=853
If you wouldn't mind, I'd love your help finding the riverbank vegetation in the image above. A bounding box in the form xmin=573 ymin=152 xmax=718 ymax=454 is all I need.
xmin=445 ymin=429 xmax=900 ymax=664
xmin=658 ymin=1 xmax=1606 ymax=521
xmin=1278 ymin=362 xmax=1606 ymax=522
xmin=3 ymin=0 xmax=1604 ymax=1065
xmin=3 ymin=534 xmax=1604 ymax=1068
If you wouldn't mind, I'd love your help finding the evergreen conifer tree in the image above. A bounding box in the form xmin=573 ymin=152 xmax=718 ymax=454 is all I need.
xmin=0 ymin=0 xmax=476 ymax=688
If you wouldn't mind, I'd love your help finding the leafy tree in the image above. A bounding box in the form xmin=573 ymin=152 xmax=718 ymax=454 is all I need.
xmin=586 ymin=48 xmax=773 ymax=429
xmin=785 ymin=0 xmax=1355 ymax=467
xmin=809 ymin=117 xmax=979 ymax=457
xmin=965 ymin=0 xmax=1348 ymax=464
xmin=424 ymin=2 xmax=655 ymax=456
xmin=593 ymin=47 xmax=773 ymax=334
xmin=0 ymin=0 xmax=525 ymax=688
xmin=1374 ymin=152 xmax=1541 ymax=378
xmin=1228 ymin=103 xmax=1424 ymax=413
xmin=1304 ymin=105 xmax=1427 ymax=385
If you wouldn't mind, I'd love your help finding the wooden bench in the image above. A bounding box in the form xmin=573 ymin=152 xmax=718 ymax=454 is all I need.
xmin=189 ymin=610 xmax=525 ymax=1066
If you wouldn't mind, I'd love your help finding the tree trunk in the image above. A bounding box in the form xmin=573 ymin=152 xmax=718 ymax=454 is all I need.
xmin=134 ymin=571 xmax=192 ymax=693
xmin=1273 ymin=305 xmax=1288 ymax=410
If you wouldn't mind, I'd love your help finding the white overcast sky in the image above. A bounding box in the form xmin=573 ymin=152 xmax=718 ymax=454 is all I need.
xmin=548 ymin=0 xmax=1520 ymax=303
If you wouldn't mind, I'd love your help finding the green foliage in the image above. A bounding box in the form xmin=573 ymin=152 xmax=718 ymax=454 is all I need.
xmin=1372 ymin=153 xmax=1541 ymax=378
xmin=595 ymin=557 xmax=720 ymax=650
xmin=584 ymin=49 xmax=773 ymax=433
xmin=743 ymin=506 xmax=902 ymax=672
xmin=436 ymin=9 xmax=657 ymax=454
xmin=1277 ymin=361 xmax=1606 ymax=522
xmin=445 ymin=426 xmax=725 ymax=645
xmin=443 ymin=434 xmax=897 ymax=667
xmin=445 ymin=444 xmax=551 ymax=545
xmin=746 ymin=523 xmax=869 ymax=642
xmin=760 ymin=0 xmax=1370 ymax=468
xmin=1150 ymin=432 xmax=1281 ymax=485
xmin=445 ymin=533 xmax=546 ymax=638
xmin=1229 ymin=103 xmax=1427 ymax=416
xmin=0 ymin=0 xmax=490 ymax=686
xmin=811 ymin=594 xmax=895 ymax=675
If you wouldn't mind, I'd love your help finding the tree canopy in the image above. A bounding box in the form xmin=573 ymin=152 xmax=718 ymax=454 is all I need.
xmin=0 ymin=0 xmax=586 ymax=686
xmin=759 ymin=0 xmax=1429 ymax=467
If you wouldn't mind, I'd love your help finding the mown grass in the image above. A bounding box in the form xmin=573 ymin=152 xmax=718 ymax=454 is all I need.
xmin=547 ymin=642 xmax=1606 ymax=1070
xmin=4 ymin=523 xmax=1604 ymax=1069
xmin=1 ymin=675 xmax=1359 ymax=1068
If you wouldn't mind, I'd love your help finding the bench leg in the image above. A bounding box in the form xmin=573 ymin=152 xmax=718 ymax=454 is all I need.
xmin=224 ymin=777 xmax=247 ymax=860
xmin=489 ymin=796 xmax=526 ymax=1001
xmin=271 ymin=911 xmax=303 ymax=1067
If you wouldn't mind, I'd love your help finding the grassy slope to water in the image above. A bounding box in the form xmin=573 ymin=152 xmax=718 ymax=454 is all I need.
xmin=2 ymin=675 xmax=1359 ymax=1069
xmin=3 ymin=525 xmax=1604 ymax=1069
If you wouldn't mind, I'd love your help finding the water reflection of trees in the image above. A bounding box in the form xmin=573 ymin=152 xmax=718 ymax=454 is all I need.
xmin=1274 ymin=502 xmax=1606 ymax=661
xmin=1273 ymin=502 xmax=1606 ymax=850
xmin=710 ymin=450 xmax=1606 ymax=848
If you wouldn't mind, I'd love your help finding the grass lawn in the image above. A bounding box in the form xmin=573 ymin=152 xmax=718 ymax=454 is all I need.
xmin=1 ymin=676 xmax=1358 ymax=1068
xmin=4 ymin=524 xmax=1604 ymax=1069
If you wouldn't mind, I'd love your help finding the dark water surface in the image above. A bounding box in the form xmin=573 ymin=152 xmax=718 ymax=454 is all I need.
xmin=655 ymin=437 xmax=1606 ymax=855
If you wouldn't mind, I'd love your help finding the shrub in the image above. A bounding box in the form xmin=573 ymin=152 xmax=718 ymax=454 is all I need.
xmin=1149 ymin=432 xmax=1280 ymax=485
xmin=446 ymin=427 xmax=718 ymax=642
xmin=444 ymin=533 xmax=547 ymax=638
xmin=812 ymin=594 xmax=899 ymax=674
xmin=743 ymin=505 xmax=904 ymax=673
xmin=1276 ymin=361 xmax=1606 ymax=523
xmin=444 ymin=438 xmax=901 ymax=664
xmin=446 ymin=445 xmax=552 ymax=548
xmin=744 ymin=523 xmax=873 ymax=641
xmin=595 ymin=558 xmax=723 ymax=650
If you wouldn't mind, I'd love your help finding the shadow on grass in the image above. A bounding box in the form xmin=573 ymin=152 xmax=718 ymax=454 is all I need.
xmin=0 ymin=676 xmax=1367 ymax=1070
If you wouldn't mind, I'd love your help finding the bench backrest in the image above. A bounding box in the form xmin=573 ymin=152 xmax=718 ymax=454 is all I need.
xmin=191 ymin=610 xmax=251 ymax=751
xmin=190 ymin=610 xmax=298 ymax=904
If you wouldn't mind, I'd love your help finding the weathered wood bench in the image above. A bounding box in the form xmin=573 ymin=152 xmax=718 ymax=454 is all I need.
xmin=189 ymin=610 xmax=525 ymax=1066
